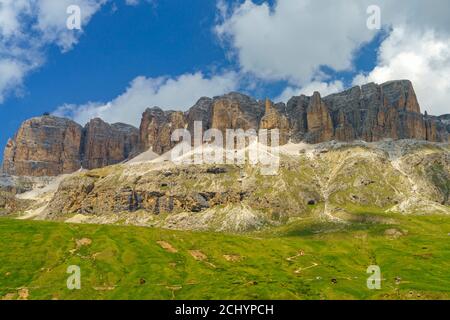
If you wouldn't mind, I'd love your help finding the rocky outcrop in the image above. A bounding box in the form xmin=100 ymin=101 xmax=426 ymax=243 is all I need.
xmin=0 ymin=191 xmax=18 ymax=215
xmin=2 ymin=116 xmax=139 ymax=176
xmin=260 ymin=99 xmax=290 ymax=145
xmin=82 ymin=118 xmax=139 ymax=170
xmin=139 ymin=108 xmax=187 ymax=154
xmin=184 ymin=80 xmax=447 ymax=146
xmin=2 ymin=116 xmax=83 ymax=176
xmin=210 ymin=92 xmax=264 ymax=134
xmin=138 ymin=93 xmax=266 ymax=153
xmin=284 ymin=80 xmax=449 ymax=144
xmin=306 ymin=92 xmax=334 ymax=143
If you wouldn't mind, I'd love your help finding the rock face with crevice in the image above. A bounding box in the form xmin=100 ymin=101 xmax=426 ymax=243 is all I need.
xmin=82 ymin=118 xmax=139 ymax=170
xmin=2 ymin=116 xmax=83 ymax=176
xmin=2 ymin=116 xmax=139 ymax=176
xmin=139 ymin=108 xmax=187 ymax=155
xmin=320 ymin=81 xmax=430 ymax=143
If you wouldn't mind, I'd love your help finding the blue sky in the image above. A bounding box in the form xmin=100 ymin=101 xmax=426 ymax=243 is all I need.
xmin=0 ymin=0 xmax=449 ymax=163
xmin=0 ymin=1 xmax=229 ymax=155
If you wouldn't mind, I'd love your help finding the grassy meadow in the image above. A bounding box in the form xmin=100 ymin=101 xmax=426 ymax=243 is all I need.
xmin=0 ymin=210 xmax=449 ymax=300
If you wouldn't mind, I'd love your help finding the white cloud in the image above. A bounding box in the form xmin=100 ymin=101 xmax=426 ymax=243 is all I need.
xmin=35 ymin=0 xmax=107 ymax=51
xmin=216 ymin=0 xmax=450 ymax=115
xmin=275 ymin=80 xmax=344 ymax=103
xmin=215 ymin=0 xmax=376 ymax=85
xmin=0 ymin=0 xmax=109 ymax=104
xmin=353 ymin=27 xmax=450 ymax=116
xmin=0 ymin=59 xmax=28 ymax=103
xmin=53 ymin=72 xmax=239 ymax=126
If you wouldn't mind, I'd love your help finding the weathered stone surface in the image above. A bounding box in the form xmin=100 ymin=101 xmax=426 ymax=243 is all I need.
xmin=186 ymin=97 xmax=214 ymax=138
xmin=82 ymin=118 xmax=139 ymax=170
xmin=210 ymin=92 xmax=264 ymax=134
xmin=44 ymin=166 xmax=246 ymax=217
xmin=285 ymin=95 xmax=309 ymax=142
xmin=427 ymin=114 xmax=450 ymax=142
xmin=306 ymin=92 xmax=334 ymax=143
xmin=139 ymin=93 xmax=266 ymax=154
xmin=139 ymin=107 xmax=187 ymax=154
xmin=2 ymin=116 xmax=139 ymax=176
xmin=319 ymin=80 xmax=447 ymax=143
xmin=0 ymin=191 xmax=17 ymax=215
xmin=2 ymin=116 xmax=83 ymax=176
xmin=260 ymin=99 xmax=290 ymax=145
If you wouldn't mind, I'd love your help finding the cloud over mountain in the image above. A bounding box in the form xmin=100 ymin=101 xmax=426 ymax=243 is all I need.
xmin=54 ymin=71 xmax=239 ymax=126
xmin=216 ymin=0 xmax=450 ymax=115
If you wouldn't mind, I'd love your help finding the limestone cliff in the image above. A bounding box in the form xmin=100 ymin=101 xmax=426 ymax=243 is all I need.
xmin=2 ymin=116 xmax=139 ymax=176
xmin=2 ymin=116 xmax=83 ymax=176
xmin=82 ymin=118 xmax=139 ymax=170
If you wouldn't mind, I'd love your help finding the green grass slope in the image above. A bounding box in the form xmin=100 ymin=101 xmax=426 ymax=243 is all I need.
xmin=1 ymin=211 xmax=449 ymax=300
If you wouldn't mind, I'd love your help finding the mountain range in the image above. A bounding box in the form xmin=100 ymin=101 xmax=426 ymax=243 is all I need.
xmin=0 ymin=80 xmax=449 ymax=232
xmin=2 ymin=80 xmax=449 ymax=177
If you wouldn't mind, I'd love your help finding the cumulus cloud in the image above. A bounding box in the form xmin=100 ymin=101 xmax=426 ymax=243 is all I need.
xmin=353 ymin=27 xmax=450 ymax=116
xmin=0 ymin=0 xmax=152 ymax=104
xmin=216 ymin=0 xmax=450 ymax=115
xmin=215 ymin=0 xmax=376 ymax=85
xmin=0 ymin=0 xmax=32 ymax=38
xmin=0 ymin=59 xmax=27 ymax=103
xmin=0 ymin=0 xmax=110 ymax=103
xmin=53 ymin=72 xmax=239 ymax=126
xmin=35 ymin=0 xmax=108 ymax=51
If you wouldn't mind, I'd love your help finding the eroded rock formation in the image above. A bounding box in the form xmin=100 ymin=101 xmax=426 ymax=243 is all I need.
xmin=82 ymin=118 xmax=139 ymax=170
xmin=2 ymin=116 xmax=139 ymax=176
xmin=2 ymin=116 xmax=83 ymax=176
xmin=139 ymin=108 xmax=187 ymax=154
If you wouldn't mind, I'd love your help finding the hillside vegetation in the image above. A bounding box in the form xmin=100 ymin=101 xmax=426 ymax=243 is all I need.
xmin=19 ymin=140 xmax=448 ymax=232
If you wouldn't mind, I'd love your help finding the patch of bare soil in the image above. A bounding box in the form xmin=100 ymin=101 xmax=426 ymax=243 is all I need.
xmin=166 ymin=285 xmax=183 ymax=300
xmin=93 ymin=286 xmax=115 ymax=291
xmin=294 ymin=262 xmax=319 ymax=274
xmin=76 ymin=238 xmax=92 ymax=248
xmin=189 ymin=250 xmax=207 ymax=261
xmin=223 ymin=254 xmax=242 ymax=262
xmin=189 ymin=250 xmax=216 ymax=268
xmin=17 ymin=288 xmax=29 ymax=300
xmin=157 ymin=241 xmax=178 ymax=253
xmin=384 ymin=228 xmax=408 ymax=239
xmin=2 ymin=293 xmax=16 ymax=300
xmin=286 ymin=250 xmax=305 ymax=262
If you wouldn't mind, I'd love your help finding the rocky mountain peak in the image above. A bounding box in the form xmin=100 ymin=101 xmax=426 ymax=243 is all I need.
xmin=2 ymin=115 xmax=139 ymax=176
xmin=2 ymin=116 xmax=83 ymax=176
